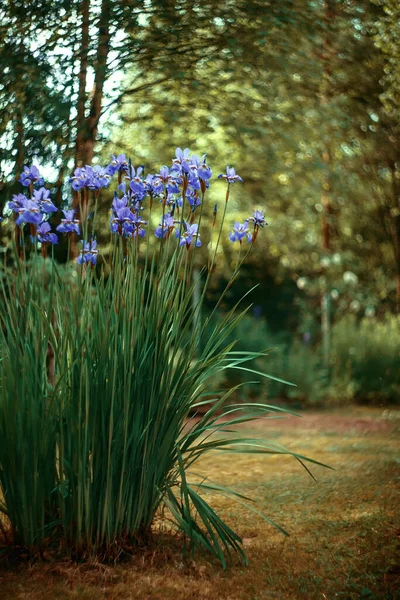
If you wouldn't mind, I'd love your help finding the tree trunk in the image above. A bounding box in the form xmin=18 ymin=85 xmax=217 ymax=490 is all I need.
xmin=82 ymin=0 xmax=111 ymax=166
xmin=74 ymin=0 xmax=90 ymax=167
xmin=71 ymin=0 xmax=110 ymax=258
xmin=320 ymin=0 xmax=336 ymax=367
xmin=388 ymin=161 xmax=400 ymax=313
xmin=15 ymin=111 xmax=25 ymax=180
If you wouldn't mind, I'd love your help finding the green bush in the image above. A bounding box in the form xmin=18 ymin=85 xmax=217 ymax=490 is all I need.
xmin=211 ymin=313 xmax=400 ymax=407
xmin=199 ymin=314 xmax=294 ymax=403
xmin=331 ymin=314 xmax=400 ymax=404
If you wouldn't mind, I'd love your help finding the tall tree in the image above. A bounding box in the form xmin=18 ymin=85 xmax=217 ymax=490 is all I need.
xmin=371 ymin=0 xmax=400 ymax=310
xmin=0 ymin=0 xmax=306 ymax=179
xmin=104 ymin=0 xmax=400 ymax=318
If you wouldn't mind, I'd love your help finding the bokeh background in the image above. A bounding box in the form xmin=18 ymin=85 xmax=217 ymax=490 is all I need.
xmin=1 ymin=0 xmax=399 ymax=406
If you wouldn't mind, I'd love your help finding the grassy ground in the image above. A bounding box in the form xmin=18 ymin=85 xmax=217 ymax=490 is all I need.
xmin=1 ymin=407 xmax=399 ymax=600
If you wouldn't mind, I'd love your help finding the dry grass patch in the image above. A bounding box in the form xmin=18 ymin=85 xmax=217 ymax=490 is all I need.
xmin=1 ymin=408 xmax=399 ymax=600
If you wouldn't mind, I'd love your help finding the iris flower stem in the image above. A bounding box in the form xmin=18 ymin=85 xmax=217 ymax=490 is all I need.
xmin=91 ymin=190 xmax=99 ymax=238
xmin=235 ymin=242 xmax=243 ymax=272
xmin=159 ymin=199 xmax=166 ymax=263
xmin=143 ymin=201 xmax=153 ymax=276
xmin=209 ymin=188 xmax=229 ymax=272
xmin=200 ymin=186 xmax=230 ymax=311
xmin=202 ymin=242 xmax=254 ymax=331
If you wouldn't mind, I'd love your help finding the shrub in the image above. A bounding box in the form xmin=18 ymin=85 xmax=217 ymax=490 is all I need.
xmin=213 ymin=313 xmax=400 ymax=407
xmin=331 ymin=314 xmax=400 ymax=404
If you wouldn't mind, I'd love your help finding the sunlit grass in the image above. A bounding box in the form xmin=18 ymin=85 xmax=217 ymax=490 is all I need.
xmin=1 ymin=408 xmax=398 ymax=600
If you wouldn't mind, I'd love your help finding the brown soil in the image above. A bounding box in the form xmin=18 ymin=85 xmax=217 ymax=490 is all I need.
xmin=0 ymin=407 xmax=399 ymax=600
xmin=248 ymin=410 xmax=398 ymax=434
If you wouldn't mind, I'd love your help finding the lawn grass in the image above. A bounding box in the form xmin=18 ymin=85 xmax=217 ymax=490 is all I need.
xmin=1 ymin=407 xmax=399 ymax=600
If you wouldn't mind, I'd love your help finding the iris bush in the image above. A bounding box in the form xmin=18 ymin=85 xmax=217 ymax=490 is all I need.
xmin=0 ymin=149 xmax=320 ymax=566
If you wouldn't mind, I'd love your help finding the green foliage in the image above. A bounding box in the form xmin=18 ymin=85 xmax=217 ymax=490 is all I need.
xmin=3 ymin=0 xmax=400 ymax=317
xmin=205 ymin=316 xmax=329 ymax=406
xmin=0 ymin=211 xmax=321 ymax=565
xmin=373 ymin=0 xmax=400 ymax=127
xmin=331 ymin=314 xmax=400 ymax=404
xmin=104 ymin=0 xmax=400 ymax=314
xmin=0 ymin=0 xmax=304 ymax=187
xmin=0 ymin=262 xmax=59 ymax=549
xmin=216 ymin=313 xmax=400 ymax=406
xmin=1 ymin=0 xmax=399 ymax=428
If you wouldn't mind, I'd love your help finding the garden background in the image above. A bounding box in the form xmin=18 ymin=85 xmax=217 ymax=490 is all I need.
xmin=1 ymin=0 xmax=400 ymax=406
xmin=0 ymin=1 xmax=399 ymax=599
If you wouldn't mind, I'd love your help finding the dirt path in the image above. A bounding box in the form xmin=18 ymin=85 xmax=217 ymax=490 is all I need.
xmin=1 ymin=407 xmax=399 ymax=600
xmin=247 ymin=408 xmax=399 ymax=434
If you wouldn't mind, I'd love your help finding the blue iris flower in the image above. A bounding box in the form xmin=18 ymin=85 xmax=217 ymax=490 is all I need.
xmin=19 ymin=165 xmax=44 ymax=187
xmin=187 ymin=172 xmax=201 ymax=191
xmin=197 ymin=163 xmax=212 ymax=181
xmin=190 ymin=155 xmax=212 ymax=181
xmin=33 ymin=188 xmax=58 ymax=213
xmin=154 ymin=212 xmax=177 ymax=239
xmin=166 ymin=178 xmax=181 ymax=194
xmin=157 ymin=166 xmax=182 ymax=194
xmin=16 ymin=199 xmax=43 ymax=226
xmin=56 ymin=210 xmax=80 ymax=234
xmin=8 ymin=193 xmax=28 ymax=214
xmin=186 ymin=189 xmax=202 ymax=213
xmin=131 ymin=213 xmax=147 ymax=238
xmin=218 ymin=166 xmax=243 ymax=183
xmin=70 ymin=165 xmax=111 ymax=191
xmin=77 ymin=240 xmax=98 ymax=265
xmin=106 ymin=154 xmax=128 ymax=176
xmin=86 ymin=165 xmax=111 ymax=190
xmin=37 ymin=221 xmax=58 ymax=244
xmin=129 ymin=166 xmax=145 ymax=194
xmin=158 ymin=166 xmax=170 ymax=182
xmin=247 ymin=210 xmax=267 ymax=242
xmin=229 ymin=221 xmax=252 ymax=243
xmin=144 ymin=174 xmax=163 ymax=197
xmin=171 ymin=147 xmax=191 ymax=175
xmin=110 ymin=206 xmax=134 ymax=235
xmin=111 ymin=193 xmax=129 ymax=212
xmin=248 ymin=210 xmax=267 ymax=228
xmin=69 ymin=167 xmax=88 ymax=190
xmin=110 ymin=206 xmax=146 ymax=238
xmin=176 ymin=222 xmax=202 ymax=248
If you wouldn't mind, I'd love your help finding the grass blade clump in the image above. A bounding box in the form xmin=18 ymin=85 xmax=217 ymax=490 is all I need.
xmin=0 ymin=150 xmax=323 ymax=565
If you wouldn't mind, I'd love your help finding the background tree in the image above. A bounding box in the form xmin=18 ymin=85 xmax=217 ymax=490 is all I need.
xmin=0 ymin=0 xmax=307 ymax=200
xmin=105 ymin=0 xmax=399 ymax=316
xmin=1 ymin=0 xmax=400 ymax=329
